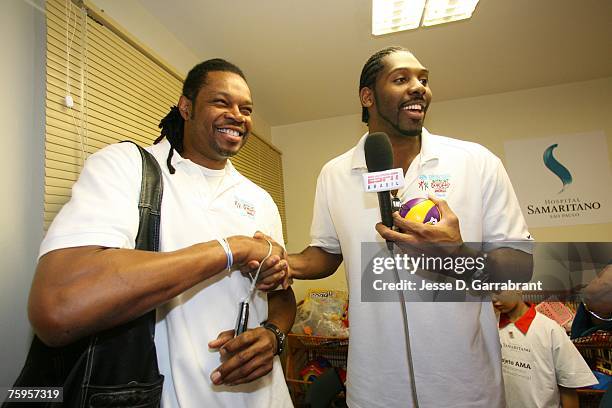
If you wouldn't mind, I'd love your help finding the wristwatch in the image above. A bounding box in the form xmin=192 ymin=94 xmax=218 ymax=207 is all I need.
xmin=262 ymin=322 xmax=287 ymax=355
xmin=469 ymin=263 xmax=490 ymax=284
xmin=463 ymin=249 xmax=490 ymax=284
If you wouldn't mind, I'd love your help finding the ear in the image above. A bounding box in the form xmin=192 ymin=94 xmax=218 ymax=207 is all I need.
xmin=360 ymin=87 xmax=374 ymax=109
xmin=178 ymin=95 xmax=192 ymax=120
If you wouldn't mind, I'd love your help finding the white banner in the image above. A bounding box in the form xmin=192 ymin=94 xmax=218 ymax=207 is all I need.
xmin=504 ymin=131 xmax=612 ymax=227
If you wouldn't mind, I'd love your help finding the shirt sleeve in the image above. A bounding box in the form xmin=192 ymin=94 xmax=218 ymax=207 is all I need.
xmin=551 ymin=322 xmax=598 ymax=388
xmin=309 ymin=166 xmax=341 ymax=254
xmin=262 ymin=193 xmax=285 ymax=249
xmin=256 ymin=192 xmax=287 ymax=293
xmin=481 ymin=154 xmax=533 ymax=253
xmin=39 ymin=142 xmax=142 ymax=258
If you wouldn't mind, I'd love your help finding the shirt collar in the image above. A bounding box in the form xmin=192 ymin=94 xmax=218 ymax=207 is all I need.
xmin=350 ymin=132 xmax=369 ymax=170
xmin=153 ymin=138 xmax=238 ymax=175
xmin=419 ymin=128 xmax=438 ymax=163
xmin=350 ymin=128 xmax=439 ymax=171
xmin=499 ymin=303 xmax=537 ymax=334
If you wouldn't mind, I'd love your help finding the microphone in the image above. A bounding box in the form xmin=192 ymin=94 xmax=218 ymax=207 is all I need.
xmin=364 ymin=132 xmax=395 ymax=250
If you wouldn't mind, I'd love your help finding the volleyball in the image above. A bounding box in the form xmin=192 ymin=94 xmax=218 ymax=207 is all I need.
xmin=399 ymin=198 xmax=441 ymax=225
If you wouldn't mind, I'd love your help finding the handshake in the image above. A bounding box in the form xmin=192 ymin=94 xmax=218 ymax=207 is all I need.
xmin=233 ymin=231 xmax=293 ymax=291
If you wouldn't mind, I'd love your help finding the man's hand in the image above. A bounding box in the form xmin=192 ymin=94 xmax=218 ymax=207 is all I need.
xmin=583 ymin=264 xmax=612 ymax=315
xmin=376 ymin=196 xmax=463 ymax=254
xmin=208 ymin=328 xmax=278 ymax=386
xmin=240 ymin=231 xmax=292 ymax=290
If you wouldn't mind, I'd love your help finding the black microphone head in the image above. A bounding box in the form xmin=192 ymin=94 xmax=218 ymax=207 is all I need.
xmin=364 ymin=132 xmax=393 ymax=172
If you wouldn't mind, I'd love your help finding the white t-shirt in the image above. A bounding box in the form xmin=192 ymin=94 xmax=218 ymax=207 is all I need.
xmin=40 ymin=140 xmax=293 ymax=408
xmin=310 ymin=130 xmax=532 ymax=408
xmin=499 ymin=307 xmax=597 ymax=408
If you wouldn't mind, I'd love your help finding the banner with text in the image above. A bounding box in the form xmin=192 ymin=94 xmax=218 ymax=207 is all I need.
xmin=503 ymin=131 xmax=612 ymax=227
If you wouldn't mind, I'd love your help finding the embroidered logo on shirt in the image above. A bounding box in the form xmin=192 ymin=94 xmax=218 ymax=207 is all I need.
xmin=234 ymin=197 xmax=256 ymax=219
xmin=418 ymin=174 xmax=451 ymax=197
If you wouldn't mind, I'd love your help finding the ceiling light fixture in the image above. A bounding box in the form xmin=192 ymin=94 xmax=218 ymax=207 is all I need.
xmin=372 ymin=0 xmax=480 ymax=36
xmin=422 ymin=0 xmax=480 ymax=26
xmin=372 ymin=0 xmax=426 ymax=36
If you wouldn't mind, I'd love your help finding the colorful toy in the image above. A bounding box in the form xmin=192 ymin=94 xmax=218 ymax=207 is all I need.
xmin=399 ymin=198 xmax=441 ymax=225
xmin=299 ymin=357 xmax=332 ymax=382
xmin=291 ymin=289 xmax=349 ymax=337
xmin=300 ymin=365 xmax=324 ymax=382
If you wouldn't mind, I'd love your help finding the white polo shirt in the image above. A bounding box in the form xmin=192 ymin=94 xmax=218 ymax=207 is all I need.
xmin=40 ymin=140 xmax=293 ymax=408
xmin=310 ymin=129 xmax=532 ymax=408
xmin=499 ymin=305 xmax=597 ymax=408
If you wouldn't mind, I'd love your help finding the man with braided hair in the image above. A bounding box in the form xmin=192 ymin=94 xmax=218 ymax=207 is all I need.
xmin=29 ymin=59 xmax=294 ymax=407
xmin=255 ymin=47 xmax=533 ymax=407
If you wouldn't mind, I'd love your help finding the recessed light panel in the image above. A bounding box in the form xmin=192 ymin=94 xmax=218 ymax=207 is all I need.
xmin=422 ymin=0 xmax=480 ymax=26
xmin=372 ymin=0 xmax=480 ymax=35
xmin=372 ymin=0 xmax=426 ymax=36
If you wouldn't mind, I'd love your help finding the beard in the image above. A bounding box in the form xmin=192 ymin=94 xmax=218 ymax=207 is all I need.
xmin=374 ymin=90 xmax=425 ymax=137
xmin=376 ymin=104 xmax=423 ymax=137
xmin=209 ymin=133 xmax=248 ymax=158
xmin=396 ymin=126 xmax=422 ymax=137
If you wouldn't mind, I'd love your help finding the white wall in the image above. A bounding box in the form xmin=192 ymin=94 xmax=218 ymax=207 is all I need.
xmin=0 ymin=0 xmax=46 ymax=386
xmin=427 ymin=77 xmax=612 ymax=242
xmin=272 ymin=116 xmax=366 ymax=301
xmin=273 ymin=77 xmax=612 ymax=302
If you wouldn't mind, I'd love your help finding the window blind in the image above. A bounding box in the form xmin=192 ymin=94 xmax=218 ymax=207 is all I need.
xmin=45 ymin=0 xmax=287 ymax=241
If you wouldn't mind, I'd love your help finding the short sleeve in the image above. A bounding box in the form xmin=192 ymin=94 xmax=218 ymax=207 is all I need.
xmin=262 ymin=194 xmax=285 ymax=249
xmin=309 ymin=166 xmax=341 ymax=254
xmin=550 ymin=322 xmax=598 ymax=388
xmin=481 ymin=155 xmax=533 ymax=253
xmin=256 ymin=194 xmax=286 ymax=293
xmin=39 ymin=142 xmax=142 ymax=258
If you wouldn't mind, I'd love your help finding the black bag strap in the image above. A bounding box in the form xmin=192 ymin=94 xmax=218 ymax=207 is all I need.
xmin=124 ymin=140 xmax=163 ymax=337
xmin=75 ymin=142 xmax=164 ymax=403
xmin=5 ymin=142 xmax=165 ymax=407
xmin=124 ymin=141 xmax=164 ymax=252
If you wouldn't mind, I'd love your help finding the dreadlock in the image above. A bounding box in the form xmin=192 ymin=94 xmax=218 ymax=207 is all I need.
xmin=154 ymin=59 xmax=247 ymax=174
xmin=359 ymin=46 xmax=410 ymax=124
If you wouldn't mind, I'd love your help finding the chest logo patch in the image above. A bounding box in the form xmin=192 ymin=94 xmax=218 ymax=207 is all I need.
xmin=234 ymin=197 xmax=256 ymax=219
xmin=418 ymin=174 xmax=451 ymax=197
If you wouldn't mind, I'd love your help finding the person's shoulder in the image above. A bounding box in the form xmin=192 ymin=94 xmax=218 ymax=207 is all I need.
xmin=144 ymin=139 xmax=171 ymax=163
xmin=94 ymin=140 xmax=140 ymax=156
xmin=85 ymin=141 xmax=142 ymax=170
xmin=320 ymin=146 xmax=356 ymax=175
xmin=429 ymin=132 xmax=499 ymax=162
xmin=533 ymin=311 xmax=567 ymax=335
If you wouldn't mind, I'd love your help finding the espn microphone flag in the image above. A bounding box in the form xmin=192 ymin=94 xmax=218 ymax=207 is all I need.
xmin=364 ymin=133 xmax=403 ymax=250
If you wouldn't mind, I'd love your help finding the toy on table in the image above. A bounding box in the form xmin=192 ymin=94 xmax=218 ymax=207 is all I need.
xmin=291 ymin=290 xmax=349 ymax=337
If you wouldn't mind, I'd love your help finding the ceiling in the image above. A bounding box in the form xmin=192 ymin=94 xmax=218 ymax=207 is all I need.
xmin=136 ymin=0 xmax=612 ymax=126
